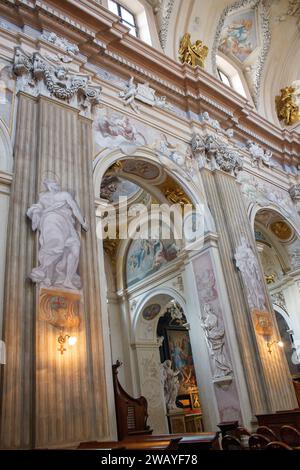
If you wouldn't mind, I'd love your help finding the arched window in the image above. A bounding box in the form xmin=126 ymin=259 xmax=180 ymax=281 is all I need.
xmin=216 ymin=54 xmax=252 ymax=102
xmin=105 ymin=0 xmax=154 ymax=45
xmin=108 ymin=0 xmax=138 ymax=37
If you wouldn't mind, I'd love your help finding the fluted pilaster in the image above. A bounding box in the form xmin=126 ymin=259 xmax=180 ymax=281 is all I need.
xmin=0 ymin=94 xmax=109 ymax=449
xmin=201 ymin=168 xmax=297 ymax=414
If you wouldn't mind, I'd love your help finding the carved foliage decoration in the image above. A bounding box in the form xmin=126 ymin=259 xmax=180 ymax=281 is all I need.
xmin=13 ymin=47 xmax=101 ymax=115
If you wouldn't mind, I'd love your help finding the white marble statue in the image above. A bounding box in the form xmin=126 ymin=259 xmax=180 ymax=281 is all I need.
xmin=161 ymin=359 xmax=180 ymax=411
xmin=27 ymin=179 xmax=88 ymax=290
xmin=234 ymin=236 xmax=266 ymax=311
xmin=201 ymin=304 xmax=232 ymax=378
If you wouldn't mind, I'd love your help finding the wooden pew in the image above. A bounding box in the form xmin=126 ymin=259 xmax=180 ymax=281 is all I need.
xmin=256 ymin=409 xmax=300 ymax=435
xmin=78 ymin=432 xmax=219 ymax=451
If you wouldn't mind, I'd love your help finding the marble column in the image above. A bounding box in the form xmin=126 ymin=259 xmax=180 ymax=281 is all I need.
xmin=0 ymin=93 xmax=109 ymax=449
xmin=201 ymin=168 xmax=297 ymax=414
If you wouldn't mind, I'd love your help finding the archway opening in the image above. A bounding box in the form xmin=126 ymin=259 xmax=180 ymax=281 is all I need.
xmin=157 ymin=300 xmax=203 ymax=433
xmin=254 ymin=208 xmax=300 ymax=380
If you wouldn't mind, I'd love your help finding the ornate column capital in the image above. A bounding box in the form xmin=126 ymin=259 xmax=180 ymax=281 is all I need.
xmin=191 ymin=132 xmax=243 ymax=177
xmin=13 ymin=47 xmax=101 ymax=117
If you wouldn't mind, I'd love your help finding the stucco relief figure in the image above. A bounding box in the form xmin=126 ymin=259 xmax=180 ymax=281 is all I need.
xmin=161 ymin=359 xmax=180 ymax=411
xmin=201 ymin=304 xmax=232 ymax=378
xmin=119 ymin=77 xmax=139 ymax=113
xmin=234 ymin=236 xmax=266 ymax=311
xmin=27 ymin=180 xmax=88 ymax=290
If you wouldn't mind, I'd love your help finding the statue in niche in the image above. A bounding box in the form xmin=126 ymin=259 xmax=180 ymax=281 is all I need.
xmin=27 ymin=179 xmax=88 ymax=290
xmin=161 ymin=359 xmax=181 ymax=411
xmin=179 ymin=32 xmax=208 ymax=68
xmin=201 ymin=304 xmax=232 ymax=378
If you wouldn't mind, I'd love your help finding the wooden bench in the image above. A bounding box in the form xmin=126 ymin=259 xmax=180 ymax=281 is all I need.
xmin=256 ymin=409 xmax=300 ymax=436
xmin=78 ymin=432 xmax=219 ymax=451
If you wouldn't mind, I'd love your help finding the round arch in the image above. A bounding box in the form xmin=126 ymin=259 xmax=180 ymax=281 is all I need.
xmin=132 ymin=286 xmax=186 ymax=343
xmin=93 ymin=145 xmax=214 ymax=216
xmin=249 ymin=203 xmax=300 ymax=240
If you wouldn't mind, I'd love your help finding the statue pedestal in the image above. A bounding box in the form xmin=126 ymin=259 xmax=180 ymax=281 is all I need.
xmin=167 ymin=410 xmax=186 ymax=434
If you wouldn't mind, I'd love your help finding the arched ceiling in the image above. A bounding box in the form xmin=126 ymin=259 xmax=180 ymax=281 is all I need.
xmin=148 ymin=0 xmax=300 ymax=128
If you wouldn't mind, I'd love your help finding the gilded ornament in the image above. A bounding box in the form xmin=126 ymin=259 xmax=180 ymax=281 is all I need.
xmin=270 ymin=220 xmax=292 ymax=241
xmin=265 ymin=273 xmax=275 ymax=285
xmin=103 ymin=237 xmax=120 ymax=264
xmin=275 ymin=85 xmax=300 ymax=126
xmin=160 ymin=176 xmax=191 ymax=207
xmin=179 ymin=33 xmax=208 ymax=68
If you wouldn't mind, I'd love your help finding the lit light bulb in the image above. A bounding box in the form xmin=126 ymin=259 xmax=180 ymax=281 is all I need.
xmin=68 ymin=336 xmax=77 ymax=346
xmin=277 ymin=341 xmax=284 ymax=348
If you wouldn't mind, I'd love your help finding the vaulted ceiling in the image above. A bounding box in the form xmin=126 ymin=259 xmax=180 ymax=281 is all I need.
xmin=147 ymin=0 xmax=300 ymax=127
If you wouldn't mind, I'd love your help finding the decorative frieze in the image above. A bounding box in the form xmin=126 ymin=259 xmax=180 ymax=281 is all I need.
xmin=238 ymin=173 xmax=295 ymax=219
xmin=119 ymin=76 xmax=173 ymax=113
xmin=41 ymin=31 xmax=79 ymax=56
xmin=245 ymin=139 xmax=273 ymax=167
xmin=13 ymin=47 xmax=101 ymax=116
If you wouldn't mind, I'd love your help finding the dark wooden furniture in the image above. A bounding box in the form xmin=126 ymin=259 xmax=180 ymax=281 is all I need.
xmin=256 ymin=409 xmax=300 ymax=435
xmin=280 ymin=425 xmax=300 ymax=447
xmin=217 ymin=420 xmax=239 ymax=438
xmin=293 ymin=378 xmax=300 ymax=408
xmin=266 ymin=441 xmax=293 ymax=450
xmin=248 ymin=433 xmax=270 ymax=450
xmin=112 ymin=361 xmax=152 ymax=440
xmin=78 ymin=432 xmax=219 ymax=451
xmin=221 ymin=435 xmax=244 ymax=450
xmin=256 ymin=426 xmax=278 ymax=441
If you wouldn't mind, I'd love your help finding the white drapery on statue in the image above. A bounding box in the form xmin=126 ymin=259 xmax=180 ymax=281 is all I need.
xmin=27 ymin=180 xmax=88 ymax=290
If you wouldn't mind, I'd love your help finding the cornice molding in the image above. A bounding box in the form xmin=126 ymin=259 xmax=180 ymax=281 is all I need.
xmin=0 ymin=0 xmax=299 ymax=162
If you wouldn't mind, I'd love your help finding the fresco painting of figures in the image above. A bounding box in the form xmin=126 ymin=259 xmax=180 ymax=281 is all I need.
xmin=219 ymin=9 xmax=257 ymax=62
xmin=126 ymin=234 xmax=179 ymax=286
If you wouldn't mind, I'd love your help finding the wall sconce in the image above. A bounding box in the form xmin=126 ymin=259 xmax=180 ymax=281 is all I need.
xmin=267 ymin=340 xmax=284 ymax=354
xmin=57 ymin=332 xmax=77 ymax=355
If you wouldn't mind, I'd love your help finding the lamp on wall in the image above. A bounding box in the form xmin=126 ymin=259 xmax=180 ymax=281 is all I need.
xmin=267 ymin=340 xmax=284 ymax=354
xmin=57 ymin=331 xmax=77 ymax=355
xmin=39 ymin=289 xmax=80 ymax=355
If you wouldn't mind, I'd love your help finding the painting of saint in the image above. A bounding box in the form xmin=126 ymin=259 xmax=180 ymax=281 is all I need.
xmin=219 ymin=11 xmax=257 ymax=62
xmin=168 ymin=330 xmax=197 ymax=394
